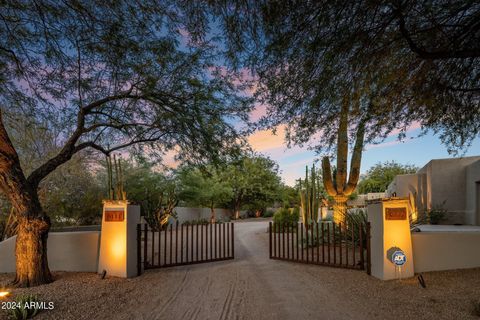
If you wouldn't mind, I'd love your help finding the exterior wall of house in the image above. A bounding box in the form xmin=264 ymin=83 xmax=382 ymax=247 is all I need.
xmin=388 ymin=157 xmax=480 ymax=225
xmin=465 ymin=161 xmax=480 ymax=225
xmin=425 ymin=157 xmax=480 ymax=223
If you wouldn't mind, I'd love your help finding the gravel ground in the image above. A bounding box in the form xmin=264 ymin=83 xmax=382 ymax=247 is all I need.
xmin=1 ymin=219 xmax=479 ymax=320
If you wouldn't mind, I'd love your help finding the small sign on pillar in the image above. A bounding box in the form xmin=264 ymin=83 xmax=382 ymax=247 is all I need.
xmin=367 ymin=198 xmax=414 ymax=280
xmin=98 ymin=200 xmax=140 ymax=278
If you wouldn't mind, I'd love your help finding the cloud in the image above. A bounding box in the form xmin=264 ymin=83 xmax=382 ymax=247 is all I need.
xmin=388 ymin=121 xmax=422 ymax=137
xmin=365 ymin=139 xmax=409 ymax=150
xmin=247 ymin=125 xmax=287 ymax=152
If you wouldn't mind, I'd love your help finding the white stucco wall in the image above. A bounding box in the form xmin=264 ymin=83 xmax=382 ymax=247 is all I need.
xmin=174 ymin=207 xmax=241 ymax=223
xmin=426 ymin=157 xmax=480 ymax=223
xmin=465 ymin=161 xmax=480 ymax=225
xmin=412 ymin=231 xmax=480 ymax=272
xmin=0 ymin=231 xmax=100 ymax=273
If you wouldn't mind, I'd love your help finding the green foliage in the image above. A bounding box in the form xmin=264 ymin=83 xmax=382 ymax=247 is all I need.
xmin=272 ymin=208 xmax=299 ymax=232
xmin=212 ymin=2 xmax=480 ymax=154
xmin=8 ymin=294 xmax=41 ymax=320
xmin=358 ymin=161 xmax=418 ymax=194
xmin=279 ymin=185 xmax=299 ymax=208
xmin=177 ymin=166 xmax=233 ymax=222
xmin=0 ymin=115 xmax=104 ymax=227
xmin=262 ymin=209 xmax=275 ymax=218
xmin=222 ymin=155 xmax=282 ymax=216
xmin=40 ymin=156 xmax=104 ymax=226
xmin=182 ymin=218 xmax=209 ymax=225
xmin=119 ymin=158 xmax=178 ymax=230
xmin=426 ymin=206 xmax=447 ymax=225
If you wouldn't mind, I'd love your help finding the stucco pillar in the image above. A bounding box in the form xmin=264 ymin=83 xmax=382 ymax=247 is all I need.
xmin=367 ymin=198 xmax=414 ymax=280
xmin=98 ymin=200 xmax=140 ymax=278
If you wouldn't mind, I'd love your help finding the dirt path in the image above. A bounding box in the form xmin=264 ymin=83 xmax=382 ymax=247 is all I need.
xmin=1 ymin=219 xmax=479 ymax=320
xmin=125 ymin=219 xmax=365 ymax=320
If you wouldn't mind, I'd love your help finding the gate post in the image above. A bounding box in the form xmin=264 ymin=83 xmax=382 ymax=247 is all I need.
xmin=367 ymin=198 xmax=414 ymax=280
xmin=98 ymin=200 xmax=141 ymax=278
xmin=137 ymin=224 xmax=142 ymax=276
xmin=269 ymin=222 xmax=272 ymax=259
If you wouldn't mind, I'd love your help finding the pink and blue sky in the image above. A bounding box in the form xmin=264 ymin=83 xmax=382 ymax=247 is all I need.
xmin=243 ymin=77 xmax=480 ymax=186
xmin=178 ymin=28 xmax=480 ymax=186
xmin=248 ymin=123 xmax=480 ymax=186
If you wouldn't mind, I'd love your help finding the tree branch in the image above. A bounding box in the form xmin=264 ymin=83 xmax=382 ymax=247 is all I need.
xmin=398 ymin=11 xmax=480 ymax=60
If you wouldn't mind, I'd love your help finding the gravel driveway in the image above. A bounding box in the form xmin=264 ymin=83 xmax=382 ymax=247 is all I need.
xmin=1 ymin=219 xmax=479 ymax=319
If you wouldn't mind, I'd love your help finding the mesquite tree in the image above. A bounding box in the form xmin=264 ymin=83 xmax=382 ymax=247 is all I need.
xmin=0 ymin=2 xmax=250 ymax=287
xmin=207 ymin=1 xmax=479 ymax=221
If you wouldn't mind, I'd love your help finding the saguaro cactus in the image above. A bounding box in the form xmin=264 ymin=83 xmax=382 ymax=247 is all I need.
xmin=106 ymin=154 xmax=127 ymax=201
xmin=322 ymin=100 xmax=366 ymax=223
xmin=298 ymin=164 xmax=322 ymax=225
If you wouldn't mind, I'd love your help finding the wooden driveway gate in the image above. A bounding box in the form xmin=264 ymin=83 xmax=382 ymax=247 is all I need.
xmin=269 ymin=221 xmax=371 ymax=274
xmin=137 ymin=222 xmax=234 ymax=275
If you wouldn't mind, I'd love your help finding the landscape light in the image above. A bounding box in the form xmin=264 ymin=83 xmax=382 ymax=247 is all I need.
xmin=0 ymin=291 xmax=10 ymax=298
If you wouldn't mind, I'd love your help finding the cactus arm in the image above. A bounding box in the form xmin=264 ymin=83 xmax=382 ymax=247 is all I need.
xmin=344 ymin=118 xmax=366 ymax=195
xmin=322 ymin=157 xmax=337 ymax=196
xmin=336 ymin=98 xmax=349 ymax=194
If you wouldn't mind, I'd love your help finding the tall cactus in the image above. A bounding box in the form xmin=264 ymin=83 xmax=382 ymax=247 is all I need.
xmin=299 ymin=164 xmax=322 ymax=225
xmin=106 ymin=154 xmax=127 ymax=201
xmin=322 ymin=99 xmax=366 ymax=223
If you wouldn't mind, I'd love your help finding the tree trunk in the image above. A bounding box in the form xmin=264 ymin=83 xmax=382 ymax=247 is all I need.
xmin=0 ymin=111 xmax=52 ymax=287
xmin=13 ymin=215 xmax=52 ymax=287
xmin=333 ymin=195 xmax=348 ymax=224
xmin=234 ymin=210 xmax=240 ymax=220
xmin=210 ymin=207 xmax=216 ymax=224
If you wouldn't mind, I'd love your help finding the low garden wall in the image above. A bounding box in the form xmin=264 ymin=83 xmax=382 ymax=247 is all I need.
xmin=0 ymin=231 xmax=100 ymax=273
xmin=174 ymin=207 xmax=244 ymax=223
xmin=412 ymin=230 xmax=480 ymax=272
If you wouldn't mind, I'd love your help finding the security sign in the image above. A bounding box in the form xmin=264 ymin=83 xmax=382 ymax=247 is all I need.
xmin=392 ymin=250 xmax=407 ymax=266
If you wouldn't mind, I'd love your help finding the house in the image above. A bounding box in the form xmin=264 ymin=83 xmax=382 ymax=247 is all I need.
xmin=347 ymin=192 xmax=386 ymax=208
xmin=386 ymin=156 xmax=480 ymax=225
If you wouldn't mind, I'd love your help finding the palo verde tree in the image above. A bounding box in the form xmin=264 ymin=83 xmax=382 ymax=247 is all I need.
xmin=0 ymin=2 xmax=251 ymax=287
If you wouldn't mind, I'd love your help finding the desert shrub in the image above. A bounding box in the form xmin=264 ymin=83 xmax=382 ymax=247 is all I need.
xmin=263 ymin=209 xmax=275 ymax=218
xmin=217 ymin=216 xmax=231 ymax=223
xmin=331 ymin=210 xmax=368 ymax=247
xmin=8 ymin=294 xmax=41 ymax=320
xmin=272 ymin=208 xmax=299 ymax=232
xmin=427 ymin=206 xmax=447 ymax=225
xmin=182 ymin=218 xmax=209 ymax=225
